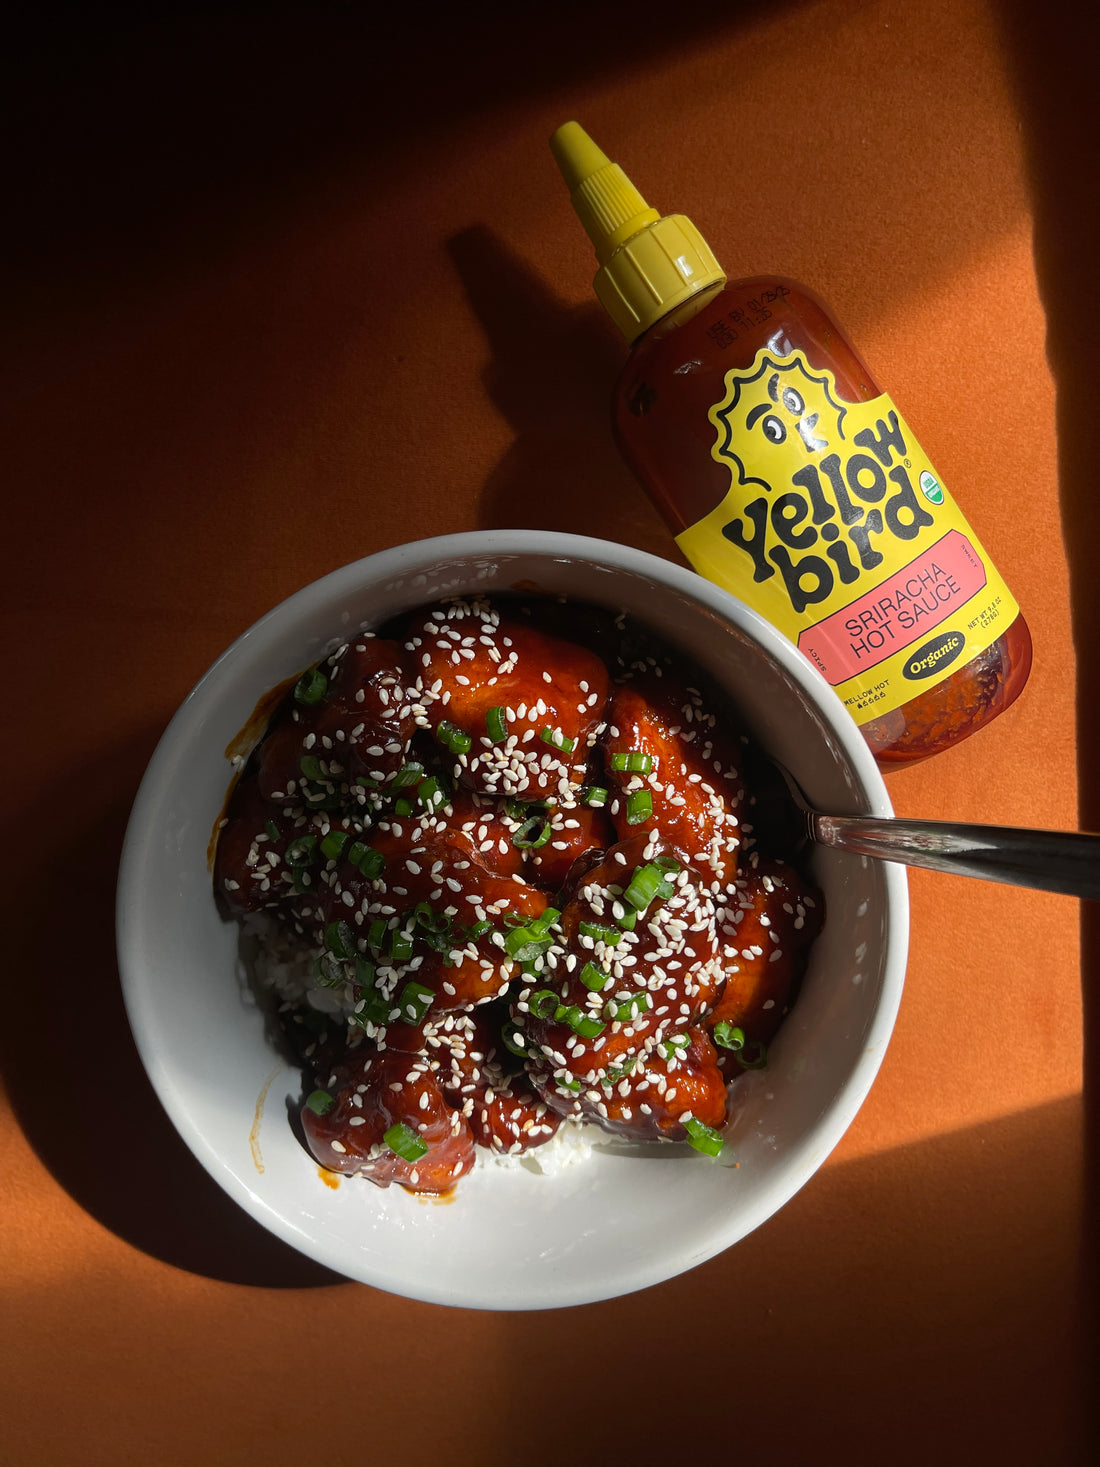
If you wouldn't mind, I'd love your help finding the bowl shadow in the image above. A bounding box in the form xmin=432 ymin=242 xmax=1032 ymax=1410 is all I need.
xmin=0 ymin=725 xmax=344 ymax=1288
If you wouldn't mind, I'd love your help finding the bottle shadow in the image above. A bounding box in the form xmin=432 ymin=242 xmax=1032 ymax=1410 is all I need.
xmin=447 ymin=224 xmax=674 ymax=555
xmin=0 ymin=726 xmax=343 ymax=1288
xmin=997 ymin=0 xmax=1100 ymax=1354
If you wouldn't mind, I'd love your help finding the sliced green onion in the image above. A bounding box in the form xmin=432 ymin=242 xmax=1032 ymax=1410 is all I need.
xmin=302 ymin=788 xmax=341 ymax=811
xmin=539 ymin=726 xmax=576 ymax=754
xmin=393 ymin=796 xmax=415 ymax=817
xmin=500 ymin=1022 xmax=528 ymax=1058
xmin=305 ymin=1088 xmax=335 ymax=1116
xmin=625 ymin=789 xmax=653 ymax=825
xmin=736 ymin=1039 xmax=769 ymax=1070
xmin=684 ymin=1117 xmax=725 ymax=1157
xmin=293 ymin=669 xmax=328 ymax=706
xmin=659 ymin=1033 xmax=691 ymax=1060
xmin=264 ymin=818 xmax=280 ymax=841
xmin=412 ymin=901 xmax=450 ymax=935
xmin=356 ymin=846 xmax=385 ymax=880
xmin=314 ymin=953 xmax=345 ymax=988
xmin=351 ymin=990 xmax=391 ymax=1028
xmin=389 ymin=928 xmax=414 ymax=963
xmin=485 ymin=706 xmax=508 ymax=743
xmin=324 ymin=919 xmax=356 ymax=961
xmin=623 ymin=863 xmax=662 ymax=912
xmin=579 ymin=920 xmax=621 ymax=947
xmin=512 ymin=814 xmax=552 ymax=850
xmin=505 ymin=931 xmax=552 ymax=964
xmin=354 ymin=955 xmax=376 ymax=987
xmin=582 ymin=786 xmax=608 ymax=808
xmin=417 ymin=775 xmax=447 ymax=812
xmin=603 ymin=990 xmax=652 ymax=1023
xmin=557 ymin=1004 xmax=605 ymax=1039
xmin=712 ymin=1021 xmax=746 ymax=1052
xmin=610 ymin=750 xmax=654 ymax=774
xmin=384 ymin=1121 xmax=429 ymax=1162
xmin=556 ymin=1076 xmax=581 ymax=1094
xmin=391 ymin=761 xmax=424 ymax=789
xmin=529 ymin=989 xmax=560 ymax=1020
xmin=299 ymin=753 xmax=327 ymax=782
xmin=528 ymin=907 xmax=561 ymax=936
xmin=602 ymin=1054 xmax=638 ymax=1084
xmin=365 ymin=918 xmax=389 ymax=950
xmin=284 ymin=835 xmax=318 ymax=868
xmin=465 ymin=919 xmax=493 ymax=941
xmin=578 ymin=961 xmax=610 ymax=992
xmin=503 ymin=924 xmax=535 ymax=958
xmin=291 ymin=868 xmax=313 ymax=894
xmin=622 ymin=858 xmax=680 ymax=914
xmin=321 ymin=829 xmax=350 ymax=862
xmin=434 ymin=719 xmax=472 ymax=756
xmin=396 ymin=980 xmax=433 ymax=1023
xmin=503 ymin=907 xmax=559 ymax=962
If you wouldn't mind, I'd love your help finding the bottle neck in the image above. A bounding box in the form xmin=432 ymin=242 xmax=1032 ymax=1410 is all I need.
xmin=632 ymin=279 xmax=728 ymax=345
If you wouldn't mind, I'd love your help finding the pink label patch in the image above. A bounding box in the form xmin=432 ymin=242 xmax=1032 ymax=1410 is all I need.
xmin=798 ymin=529 xmax=987 ymax=685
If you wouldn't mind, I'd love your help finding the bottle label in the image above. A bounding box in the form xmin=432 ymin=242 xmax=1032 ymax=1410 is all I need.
xmin=675 ymin=348 xmax=1019 ymax=726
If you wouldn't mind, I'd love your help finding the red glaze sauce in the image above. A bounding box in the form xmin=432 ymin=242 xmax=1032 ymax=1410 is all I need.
xmin=214 ymin=595 xmax=823 ymax=1195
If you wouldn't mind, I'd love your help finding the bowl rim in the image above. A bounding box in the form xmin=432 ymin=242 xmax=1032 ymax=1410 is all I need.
xmin=116 ymin=529 xmax=909 ymax=1306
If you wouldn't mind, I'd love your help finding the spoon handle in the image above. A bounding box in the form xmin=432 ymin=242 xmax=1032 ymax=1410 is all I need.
xmin=811 ymin=815 xmax=1100 ymax=899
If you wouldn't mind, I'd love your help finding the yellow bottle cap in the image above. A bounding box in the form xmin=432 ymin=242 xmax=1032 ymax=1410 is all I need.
xmin=550 ymin=121 xmax=726 ymax=342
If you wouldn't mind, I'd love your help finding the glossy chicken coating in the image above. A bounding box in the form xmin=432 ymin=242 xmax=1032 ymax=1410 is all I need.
xmin=540 ymin=1024 xmax=728 ymax=1142
xmin=709 ymin=858 xmax=823 ymax=1075
xmin=214 ymin=772 xmax=322 ymax=915
xmin=301 ymin=1048 xmax=476 ymax=1193
xmin=519 ymin=800 xmax=616 ymax=890
xmin=515 ymin=833 xmax=725 ymax=1101
xmin=404 ymin=599 xmax=610 ymax=801
xmin=427 ymin=1011 xmax=561 ymax=1154
xmin=307 ymin=792 xmax=550 ymax=1019
xmin=215 ymin=593 xmax=826 ymax=1194
xmin=602 ymin=675 xmax=744 ymax=889
xmin=256 ymin=636 xmax=419 ymax=803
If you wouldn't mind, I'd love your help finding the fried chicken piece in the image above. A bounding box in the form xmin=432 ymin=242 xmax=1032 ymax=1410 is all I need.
xmin=301 ymin=1048 xmax=475 ymax=1194
xmin=537 ymin=1024 xmax=728 ymax=1143
xmin=214 ymin=773 xmax=319 ymax=914
xmin=708 ymin=859 xmax=823 ymax=1075
xmin=428 ymin=1011 xmax=561 ymax=1155
xmin=405 ymin=600 xmax=610 ymax=801
xmin=513 ymin=833 xmax=723 ymax=1094
xmin=602 ymin=674 xmax=745 ymax=888
xmin=256 ymin=636 xmax=418 ymax=803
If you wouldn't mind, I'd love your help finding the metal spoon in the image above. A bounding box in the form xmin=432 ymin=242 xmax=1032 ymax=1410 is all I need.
xmin=765 ymin=761 xmax=1100 ymax=900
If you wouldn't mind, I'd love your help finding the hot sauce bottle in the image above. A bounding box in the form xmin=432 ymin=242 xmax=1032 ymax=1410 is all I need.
xmin=549 ymin=122 xmax=1032 ymax=768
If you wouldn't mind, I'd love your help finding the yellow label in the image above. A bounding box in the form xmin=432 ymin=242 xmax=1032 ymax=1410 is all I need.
xmin=675 ymin=348 xmax=1019 ymax=725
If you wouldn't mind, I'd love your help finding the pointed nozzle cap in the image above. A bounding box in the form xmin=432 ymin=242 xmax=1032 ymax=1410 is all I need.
xmin=549 ymin=121 xmax=726 ymax=341
xmin=550 ymin=121 xmax=660 ymax=265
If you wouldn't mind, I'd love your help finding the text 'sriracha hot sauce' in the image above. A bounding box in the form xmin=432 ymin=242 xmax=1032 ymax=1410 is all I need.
xmin=549 ymin=123 xmax=1032 ymax=768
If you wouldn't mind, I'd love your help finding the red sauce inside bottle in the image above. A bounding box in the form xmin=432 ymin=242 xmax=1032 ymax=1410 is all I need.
xmin=612 ymin=276 xmax=1032 ymax=768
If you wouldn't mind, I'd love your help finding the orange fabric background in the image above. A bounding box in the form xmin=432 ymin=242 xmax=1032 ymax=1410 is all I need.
xmin=1 ymin=1 xmax=1093 ymax=1462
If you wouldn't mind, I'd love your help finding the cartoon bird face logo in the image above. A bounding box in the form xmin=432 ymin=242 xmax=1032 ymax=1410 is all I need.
xmin=710 ymin=351 xmax=848 ymax=491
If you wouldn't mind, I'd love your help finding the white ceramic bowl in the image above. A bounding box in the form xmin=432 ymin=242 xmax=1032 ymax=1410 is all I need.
xmin=117 ymin=530 xmax=908 ymax=1309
